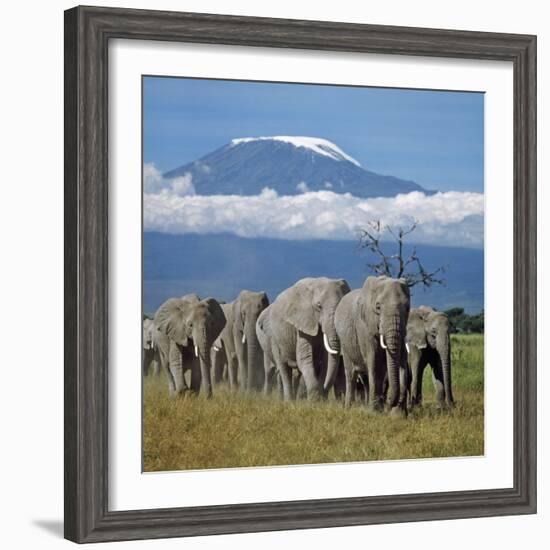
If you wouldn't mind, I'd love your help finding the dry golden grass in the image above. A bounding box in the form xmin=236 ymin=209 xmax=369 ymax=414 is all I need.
xmin=143 ymin=334 xmax=484 ymax=471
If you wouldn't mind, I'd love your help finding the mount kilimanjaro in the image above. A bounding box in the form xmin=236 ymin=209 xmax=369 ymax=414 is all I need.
xmin=163 ymin=136 xmax=435 ymax=199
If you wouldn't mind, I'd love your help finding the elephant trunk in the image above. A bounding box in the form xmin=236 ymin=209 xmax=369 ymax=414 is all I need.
xmin=246 ymin=319 xmax=263 ymax=391
xmin=382 ymin=316 xmax=403 ymax=410
xmin=323 ymin=352 xmax=340 ymax=394
xmin=437 ymin=333 xmax=454 ymax=406
xmin=195 ymin=327 xmax=213 ymax=398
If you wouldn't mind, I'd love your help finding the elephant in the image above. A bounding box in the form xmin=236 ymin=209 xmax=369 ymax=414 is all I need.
xmin=266 ymin=277 xmax=350 ymax=401
xmin=211 ymin=302 xmax=238 ymax=390
xmin=335 ymin=276 xmax=410 ymax=416
xmin=154 ymin=294 xmax=226 ymax=398
xmin=142 ymin=318 xmax=159 ymax=376
xmin=232 ymin=290 xmax=270 ymax=391
xmin=406 ymin=306 xmax=454 ymax=408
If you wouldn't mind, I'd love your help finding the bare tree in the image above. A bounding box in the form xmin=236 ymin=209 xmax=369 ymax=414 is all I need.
xmin=358 ymin=219 xmax=446 ymax=289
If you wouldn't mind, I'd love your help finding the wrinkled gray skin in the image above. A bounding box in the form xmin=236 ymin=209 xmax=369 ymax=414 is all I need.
xmin=335 ymin=276 xmax=410 ymax=416
xmin=154 ymin=294 xmax=226 ymax=398
xmin=142 ymin=318 xmax=160 ymax=376
xmin=406 ymin=306 xmax=454 ymax=408
xmin=232 ymin=291 xmax=270 ymax=391
xmin=210 ymin=343 xmax=226 ymax=385
xmin=267 ymin=277 xmax=350 ymax=401
xmin=256 ymin=305 xmax=282 ymax=395
xmin=211 ymin=302 xmax=238 ymax=390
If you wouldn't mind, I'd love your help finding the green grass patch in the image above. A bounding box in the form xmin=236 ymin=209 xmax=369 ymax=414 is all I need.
xmin=143 ymin=334 xmax=484 ymax=471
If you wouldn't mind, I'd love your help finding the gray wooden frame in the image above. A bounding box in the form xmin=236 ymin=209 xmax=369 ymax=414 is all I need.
xmin=64 ymin=5 xmax=537 ymax=543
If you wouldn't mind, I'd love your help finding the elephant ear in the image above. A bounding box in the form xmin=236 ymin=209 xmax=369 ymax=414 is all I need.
xmin=154 ymin=298 xmax=189 ymax=346
xmin=201 ymin=298 xmax=227 ymax=341
xmin=397 ymin=277 xmax=411 ymax=298
xmin=221 ymin=302 xmax=234 ymax=326
xmin=285 ymin=281 xmax=319 ymax=336
xmin=406 ymin=309 xmax=428 ymax=346
xmin=335 ymin=278 xmax=351 ymax=295
xmin=259 ymin=291 xmax=270 ymax=308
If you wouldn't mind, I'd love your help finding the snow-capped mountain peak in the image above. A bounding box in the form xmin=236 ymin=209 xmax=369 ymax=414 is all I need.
xmin=163 ymin=136 xmax=433 ymax=198
xmin=230 ymin=136 xmax=361 ymax=167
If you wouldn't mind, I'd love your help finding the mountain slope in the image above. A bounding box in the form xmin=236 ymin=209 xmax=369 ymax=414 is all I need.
xmin=143 ymin=232 xmax=483 ymax=315
xmin=164 ymin=136 xmax=434 ymax=198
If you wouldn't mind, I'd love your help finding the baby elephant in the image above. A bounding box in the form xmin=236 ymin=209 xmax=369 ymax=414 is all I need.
xmin=406 ymin=306 xmax=454 ymax=409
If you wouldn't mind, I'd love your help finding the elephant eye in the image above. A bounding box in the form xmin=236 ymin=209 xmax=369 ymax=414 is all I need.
xmin=315 ymin=301 xmax=322 ymax=310
xmin=375 ymin=302 xmax=381 ymax=313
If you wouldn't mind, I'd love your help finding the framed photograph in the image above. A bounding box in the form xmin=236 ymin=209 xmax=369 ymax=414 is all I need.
xmin=64 ymin=6 xmax=536 ymax=543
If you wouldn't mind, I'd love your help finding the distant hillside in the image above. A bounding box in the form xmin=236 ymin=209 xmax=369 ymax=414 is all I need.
xmin=164 ymin=136 xmax=434 ymax=198
xmin=143 ymin=232 xmax=483 ymax=315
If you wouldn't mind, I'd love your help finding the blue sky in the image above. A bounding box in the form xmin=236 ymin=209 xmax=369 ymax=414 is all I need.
xmin=143 ymin=76 xmax=484 ymax=193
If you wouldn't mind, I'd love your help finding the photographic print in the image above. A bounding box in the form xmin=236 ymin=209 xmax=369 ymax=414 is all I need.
xmin=142 ymin=76 xmax=484 ymax=473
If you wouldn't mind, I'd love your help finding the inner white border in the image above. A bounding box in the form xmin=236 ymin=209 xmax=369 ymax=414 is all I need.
xmin=109 ymin=39 xmax=513 ymax=511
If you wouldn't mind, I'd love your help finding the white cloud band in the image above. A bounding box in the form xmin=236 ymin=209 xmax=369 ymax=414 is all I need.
xmin=144 ymin=186 xmax=484 ymax=248
xmin=144 ymin=163 xmax=195 ymax=196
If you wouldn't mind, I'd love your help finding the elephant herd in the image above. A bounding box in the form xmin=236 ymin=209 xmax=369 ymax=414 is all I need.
xmin=143 ymin=276 xmax=455 ymax=416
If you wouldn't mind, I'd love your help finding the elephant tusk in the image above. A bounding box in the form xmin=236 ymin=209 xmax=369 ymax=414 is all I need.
xmin=418 ymin=343 xmax=428 ymax=350
xmin=194 ymin=345 xmax=198 ymax=357
xmin=380 ymin=334 xmax=388 ymax=349
xmin=323 ymin=333 xmax=339 ymax=355
xmin=212 ymin=345 xmax=221 ymax=352
xmin=405 ymin=342 xmax=410 ymax=353
xmin=242 ymin=333 xmax=246 ymax=344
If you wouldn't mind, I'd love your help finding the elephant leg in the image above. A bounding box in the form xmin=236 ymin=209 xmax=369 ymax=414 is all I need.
xmin=278 ymin=362 xmax=293 ymax=401
xmin=263 ymin=353 xmax=273 ymax=395
xmin=296 ymin=334 xmax=320 ymax=400
xmin=227 ymin=355 xmax=238 ymax=391
xmin=189 ymin=356 xmax=201 ymax=394
xmin=292 ymin=370 xmax=301 ymax=399
xmin=143 ymin=349 xmax=154 ymax=376
xmin=399 ymin=361 xmax=409 ymax=410
xmin=142 ymin=351 xmax=148 ymax=376
xmin=333 ymin=359 xmax=346 ymax=401
xmin=430 ymin=360 xmax=446 ymax=408
xmin=168 ymin=341 xmax=188 ymax=396
xmin=276 ymin=372 xmax=284 ymax=399
xmin=234 ymin=332 xmax=247 ymax=392
xmin=366 ymin=349 xmax=385 ymax=412
xmin=357 ymin=372 xmax=369 ymax=405
xmin=157 ymin=344 xmax=174 ymax=394
xmin=296 ymin=375 xmax=308 ymax=400
xmin=151 ymin=357 xmax=160 ymax=376
xmin=211 ymin=349 xmax=225 ymax=385
xmin=199 ymin=355 xmax=213 ymax=399
xmin=410 ymin=352 xmax=427 ymax=407
xmin=342 ymin=353 xmax=355 ymax=408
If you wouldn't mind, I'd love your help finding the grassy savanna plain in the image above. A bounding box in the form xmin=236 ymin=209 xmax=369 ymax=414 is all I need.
xmin=143 ymin=334 xmax=484 ymax=472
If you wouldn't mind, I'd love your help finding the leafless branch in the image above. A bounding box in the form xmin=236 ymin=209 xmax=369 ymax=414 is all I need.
xmin=358 ymin=219 xmax=446 ymax=289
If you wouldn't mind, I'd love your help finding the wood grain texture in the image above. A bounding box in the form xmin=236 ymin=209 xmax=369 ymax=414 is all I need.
xmin=64 ymin=5 xmax=537 ymax=543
